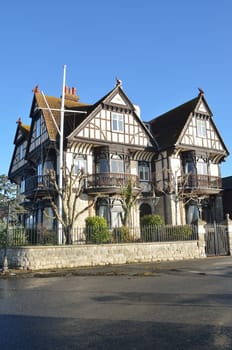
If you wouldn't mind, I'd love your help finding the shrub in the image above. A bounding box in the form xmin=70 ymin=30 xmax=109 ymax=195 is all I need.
xmin=112 ymin=225 xmax=133 ymax=243
xmin=85 ymin=216 xmax=110 ymax=243
xmin=166 ymin=225 xmax=193 ymax=240
xmin=140 ymin=214 xmax=164 ymax=226
xmin=140 ymin=215 xmax=164 ymax=242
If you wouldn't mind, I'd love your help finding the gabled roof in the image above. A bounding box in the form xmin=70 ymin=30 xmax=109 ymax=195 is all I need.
xmin=67 ymin=83 xmax=158 ymax=149
xmin=13 ymin=119 xmax=30 ymax=144
xmin=8 ymin=120 xmax=31 ymax=179
xmin=32 ymin=92 xmax=90 ymax=142
xmin=149 ymin=95 xmax=201 ymax=150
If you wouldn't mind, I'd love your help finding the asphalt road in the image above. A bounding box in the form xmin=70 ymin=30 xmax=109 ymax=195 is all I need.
xmin=0 ymin=257 xmax=232 ymax=349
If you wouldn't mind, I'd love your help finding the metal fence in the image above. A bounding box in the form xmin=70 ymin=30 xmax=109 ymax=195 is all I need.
xmin=0 ymin=224 xmax=198 ymax=247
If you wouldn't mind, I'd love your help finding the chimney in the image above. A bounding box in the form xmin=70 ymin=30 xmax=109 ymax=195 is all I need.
xmin=64 ymin=85 xmax=80 ymax=102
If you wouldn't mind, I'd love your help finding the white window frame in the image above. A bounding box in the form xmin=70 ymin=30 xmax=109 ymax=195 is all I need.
xmin=73 ymin=155 xmax=87 ymax=175
xmin=112 ymin=113 xmax=124 ymax=132
xmin=196 ymin=119 xmax=207 ymax=138
xmin=111 ymin=159 xmax=124 ymax=173
xmin=139 ymin=163 xmax=150 ymax=181
xmin=197 ymin=161 xmax=208 ymax=175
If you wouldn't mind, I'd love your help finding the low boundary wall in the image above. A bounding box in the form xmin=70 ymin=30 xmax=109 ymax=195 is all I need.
xmin=0 ymin=240 xmax=206 ymax=270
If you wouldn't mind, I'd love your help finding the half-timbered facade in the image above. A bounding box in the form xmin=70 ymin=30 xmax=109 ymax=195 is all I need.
xmin=8 ymin=82 xmax=157 ymax=239
xmin=8 ymin=83 xmax=229 ymax=240
xmin=149 ymin=90 xmax=229 ymax=225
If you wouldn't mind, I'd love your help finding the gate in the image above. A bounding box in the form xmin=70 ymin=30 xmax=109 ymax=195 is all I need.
xmin=205 ymin=223 xmax=230 ymax=256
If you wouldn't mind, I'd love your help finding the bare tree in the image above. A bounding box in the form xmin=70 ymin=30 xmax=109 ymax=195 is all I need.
xmin=154 ymin=168 xmax=200 ymax=225
xmin=47 ymin=165 xmax=97 ymax=244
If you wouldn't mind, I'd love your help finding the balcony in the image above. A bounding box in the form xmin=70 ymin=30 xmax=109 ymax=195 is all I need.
xmin=86 ymin=173 xmax=140 ymax=194
xmin=179 ymin=174 xmax=222 ymax=194
xmin=24 ymin=175 xmax=55 ymax=198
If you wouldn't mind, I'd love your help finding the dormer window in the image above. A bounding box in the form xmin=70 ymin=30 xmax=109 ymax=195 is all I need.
xmin=112 ymin=113 xmax=124 ymax=132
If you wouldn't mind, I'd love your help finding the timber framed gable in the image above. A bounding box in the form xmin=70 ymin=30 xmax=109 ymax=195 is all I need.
xmin=67 ymin=85 xmax=155 ymax=150
xmin=27 ymin=110 xmax=50 ymax=157
xmin=177 ymin=97 xmax=228 ymax=161
xmin=8 ymin=120 xmax=30 ymax=177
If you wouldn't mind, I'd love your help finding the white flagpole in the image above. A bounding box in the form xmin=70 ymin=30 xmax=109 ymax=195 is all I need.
xmin=58 ymin=64 xmax=66 ymax=244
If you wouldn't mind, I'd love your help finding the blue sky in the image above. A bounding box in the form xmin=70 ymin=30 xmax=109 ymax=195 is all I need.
xmin=1 ymin=0 xmax=232 ymax=176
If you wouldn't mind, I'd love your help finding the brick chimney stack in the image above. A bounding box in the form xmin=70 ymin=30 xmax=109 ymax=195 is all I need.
xmin=64 ymin=85 xmax=79 ymax=102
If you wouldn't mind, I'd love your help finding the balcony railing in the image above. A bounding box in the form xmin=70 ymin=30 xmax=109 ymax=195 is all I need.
xmin=180 ymin=174 xmax=222 ymax=190
xmin=86 ymin=173 xmax=140 ymax=190
xmin=24 ymin=175 xmax=55 ymax=197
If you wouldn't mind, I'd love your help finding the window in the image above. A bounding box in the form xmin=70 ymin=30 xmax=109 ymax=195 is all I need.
xmin=139 ymin=162 xmax=150 ymax=181
xmin=185 ymin=161 xmax=195 ymax=174
xmin=97 ymin=198 xmax=123 ymax=227
xmin=186 ymin=204 xmax=199 ymax=224
xmin=111 ymin=158 xmax=124 ymax=173
xmin=196 ymin=119 xmax=207 ymax=138
xmin=112 ymin=113 xmax=124 ymax=132
xmin=96 ymin=158 xmax=109 ymax=173
xmin=37 ymin=162 xmax=43 ymax=183
xmin=20 ymin=178 xmax=25 ymax=193
xmin=19 ymin=144 xmax=24 ymax=160
xmin=97 ymin=198 xmax=110 ymax=225
xmin=74 ymin=155 xmax=87 ymax=175
xmin=197 ymin=161 xmax=208 ymax=175
xmin=36 ymin=118 xmax=41 ymax=138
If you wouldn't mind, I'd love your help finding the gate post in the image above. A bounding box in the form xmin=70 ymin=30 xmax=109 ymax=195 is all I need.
xmin=225 ymin=214 xmax=232 ymax=256
xmin=197 ymin=219 xmax=207 ymax=257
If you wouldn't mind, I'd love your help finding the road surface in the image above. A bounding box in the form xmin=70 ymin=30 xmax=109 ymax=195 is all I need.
xmin=0 ymin=257 xmax=232 ymax=349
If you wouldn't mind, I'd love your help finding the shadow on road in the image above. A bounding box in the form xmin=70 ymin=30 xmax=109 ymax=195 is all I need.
xmin=0 ymin=314 xmax=231 ymax=350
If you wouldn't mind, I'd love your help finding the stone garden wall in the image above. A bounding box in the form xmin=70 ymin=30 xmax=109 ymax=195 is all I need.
xmin=0 ymin=240 xmax=206 ymax=270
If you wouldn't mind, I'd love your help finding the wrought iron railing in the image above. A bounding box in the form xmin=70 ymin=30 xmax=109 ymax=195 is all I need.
xmin=0 ymin=224 xmax=198 ymax=247
xmin=180 ymin=174 xmax=222 ymax=189
xmin=86 ymin=173 xmax=140 ymax=189
xmin=24 ymin=175 xmax=55 ymax=195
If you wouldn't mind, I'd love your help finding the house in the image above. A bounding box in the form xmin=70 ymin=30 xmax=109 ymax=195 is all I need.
xmin=149 ymin=89 xmax=229 ymax=225
xmin=8 ymin=81 xmax=158 ymax=242
xmin=222 ymin=176 xmax=232 ymax=219
xmin=8 ymin=81 xmax=229 ymax=243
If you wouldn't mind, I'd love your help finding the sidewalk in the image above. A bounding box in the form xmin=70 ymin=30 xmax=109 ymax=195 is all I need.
xmin=1 ymin=256 xmax=231 ymax=279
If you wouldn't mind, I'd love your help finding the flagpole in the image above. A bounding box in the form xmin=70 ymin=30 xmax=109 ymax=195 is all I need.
xmin=58 ymin=64 xmax=66 ymax=244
